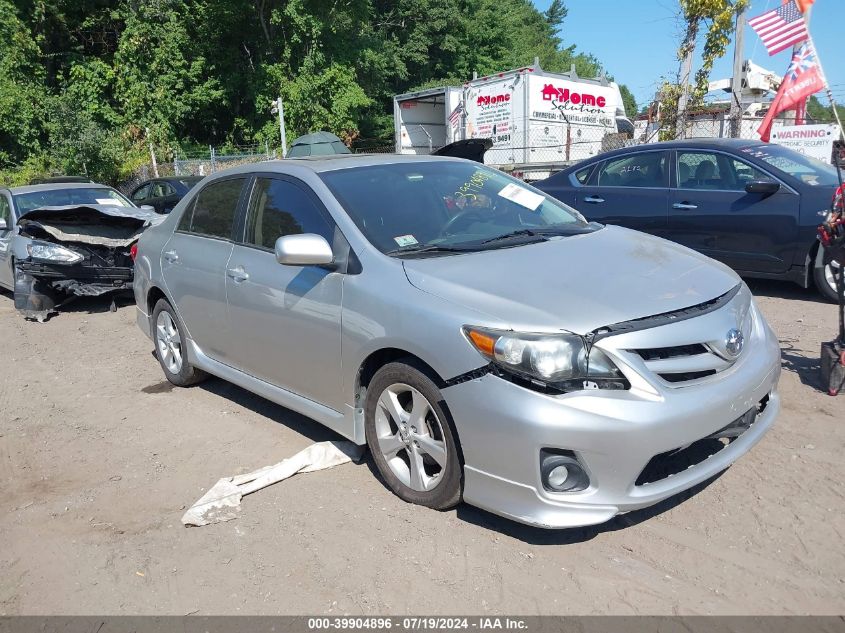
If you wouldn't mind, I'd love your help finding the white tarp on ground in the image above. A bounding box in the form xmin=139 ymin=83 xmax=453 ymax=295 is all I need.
xmin=182 ymin=441 xmax=365 ymax=527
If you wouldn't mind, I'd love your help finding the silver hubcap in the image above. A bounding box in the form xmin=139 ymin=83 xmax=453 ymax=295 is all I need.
xmin=824 ymin=261 xmax=842 ymax=292
xmin=156 ymin=311 xmax=183 ymax=375
xmin=374 ymin=383 xmax=448 ymax=492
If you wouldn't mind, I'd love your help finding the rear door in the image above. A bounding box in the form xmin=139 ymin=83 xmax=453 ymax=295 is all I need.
xmin=161 ymin=176 xmax=248 ymax=364
xmin=224 ymin=176 xmax=345 ymax=411
xmin=574 ymin=150 xmax=670 ymax=237
xmin=668 ymin=150 xmax=799 ymax=273
xmin=0 ymin=192 xmax=14 ymax=289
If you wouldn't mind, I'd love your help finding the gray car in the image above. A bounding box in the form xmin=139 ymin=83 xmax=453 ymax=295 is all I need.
xmin=133 ymin=155 xmax=781 ymax=529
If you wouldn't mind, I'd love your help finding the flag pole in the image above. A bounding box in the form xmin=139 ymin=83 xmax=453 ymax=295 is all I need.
xmin=805 ymin=35 xmax=845 ymax=142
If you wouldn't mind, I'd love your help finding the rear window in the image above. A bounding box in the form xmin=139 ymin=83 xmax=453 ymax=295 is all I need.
xmin=178 ymin=178 xmax=245 ymax=239
xmin=13 ymin=187 xmax=132 ymax=213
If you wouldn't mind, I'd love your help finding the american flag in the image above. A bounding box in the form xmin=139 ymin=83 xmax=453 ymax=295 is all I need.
xmin=748 ymin=0 xmax=809 ymax=56
xmin=448 ymin=102 xmax=464 ymax=127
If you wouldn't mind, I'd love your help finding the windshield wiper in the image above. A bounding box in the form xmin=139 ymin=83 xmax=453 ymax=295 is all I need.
xmin=385 ymin=244 xmax=475 ymax=257
xmin=481 ymin=229 xmax=548 ymax=244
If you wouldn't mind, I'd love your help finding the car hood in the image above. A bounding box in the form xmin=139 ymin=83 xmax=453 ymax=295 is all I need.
xmin=402 ymin=225 xmax=741 ymax=334
xmin=16 ymin=204 xmax=164 ymax=248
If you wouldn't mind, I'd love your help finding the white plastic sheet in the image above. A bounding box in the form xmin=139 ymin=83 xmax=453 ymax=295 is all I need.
xmin=182 ymin=440 xmax=364 ymax=527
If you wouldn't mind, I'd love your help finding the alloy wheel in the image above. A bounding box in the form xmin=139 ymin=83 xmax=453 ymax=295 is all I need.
xmin=156 ymin=310 xmax=183 ymax=374
xmin=374 ymin=383 xmax=448 ymax=492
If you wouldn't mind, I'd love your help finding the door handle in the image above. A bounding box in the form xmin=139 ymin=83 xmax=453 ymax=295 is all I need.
xmin=227 ymin=266 xmax=249 ymax=283
xmin=163 ymin=250 xmax=179 ymax=263
xmin=584 ymin=196 xmax=605 ymax=203
xmin=673 ymin=202 xmax=698 ymax=210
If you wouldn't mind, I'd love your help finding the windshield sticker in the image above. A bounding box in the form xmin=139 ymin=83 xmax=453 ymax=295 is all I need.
xmin=497 ymin=183 xmax=544 ymax=211
xmin=393 ymin=234 xmax=418 ymax=247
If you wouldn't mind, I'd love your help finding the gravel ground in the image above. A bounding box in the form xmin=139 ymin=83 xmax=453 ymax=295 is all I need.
xmin=0 ymin=280 xmax=843 ymax=615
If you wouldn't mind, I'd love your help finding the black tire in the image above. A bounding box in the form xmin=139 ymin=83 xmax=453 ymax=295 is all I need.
xmin=151 ymin=298 xmax=207 ymax=387
xmin=364 ymin=360 xmax=462 ymax=510
xmin=813 ymin=260 xmax=841 ymax=303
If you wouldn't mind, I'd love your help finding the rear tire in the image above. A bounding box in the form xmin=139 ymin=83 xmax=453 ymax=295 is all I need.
xmin=364 ymin=360 xmax=462 ymax=510
xmin=151 ymin=299 xmax=207 ymax=386
xmin=813 ymin=260 xmax=841 ymax=303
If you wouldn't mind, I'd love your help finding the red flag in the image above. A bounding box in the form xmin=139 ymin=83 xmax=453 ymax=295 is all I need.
xmin=784 ymin=0 xmax=814 ymax=13
xmin=758 ymin=42 xmax=825 ymax=141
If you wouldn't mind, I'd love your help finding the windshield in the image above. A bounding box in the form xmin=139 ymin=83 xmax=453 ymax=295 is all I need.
xmin=320 ymin=161 xmax=592 ymax=255
xmin=739 ymin=144 xmax=840 ymax=187
xmin=12 ymin=187 xmax=133 ymax=213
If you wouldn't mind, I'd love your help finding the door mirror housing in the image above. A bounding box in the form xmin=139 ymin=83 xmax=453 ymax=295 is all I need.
xmin=139 ymin=204 xmax=156 ymax=213
xmin=745 ymin=180 xmax=780 ymax=195
xmin=275 ymin=234 xmax=334 ymax=266
xmin=0 ymin=218 xmax=7 ymax=230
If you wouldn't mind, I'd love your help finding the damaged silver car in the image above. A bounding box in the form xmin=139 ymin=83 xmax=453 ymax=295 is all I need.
xmin=0 ymin=183 xmax=162 ymax=321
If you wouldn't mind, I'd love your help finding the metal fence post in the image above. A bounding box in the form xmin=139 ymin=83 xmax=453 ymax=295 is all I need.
xmin=210 ymin=146 xmax=216 ymax=173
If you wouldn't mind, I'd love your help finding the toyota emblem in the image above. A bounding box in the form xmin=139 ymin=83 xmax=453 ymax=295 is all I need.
xmin=725 ymin=328 xmax=745 ymax=358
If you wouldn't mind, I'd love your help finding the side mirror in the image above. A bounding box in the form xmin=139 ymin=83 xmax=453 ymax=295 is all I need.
xmin=745 ymin=180 xmax=780 ymax=195
xmin=275 ymin=234 xmax=334 ymax=266
xmin=0 ymin=218 xmax=7 ymax=230
xmin=139 ymin=204 xmax=156 ymax=213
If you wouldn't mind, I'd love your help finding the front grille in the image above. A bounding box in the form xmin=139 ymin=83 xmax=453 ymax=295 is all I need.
xmin=635 ymin=344 xmax=708 ymax=361
xmin=635 ymin=396 xmax=768 ymax=486
xmin=659 ymin=369 xmax=717 ymax=383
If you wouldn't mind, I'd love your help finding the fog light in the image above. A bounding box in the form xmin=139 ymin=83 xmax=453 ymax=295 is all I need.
xmin=540 ymin=450 xmax=589 ymax=493
xmin=548 ymin=465 xmax=569 ymax=487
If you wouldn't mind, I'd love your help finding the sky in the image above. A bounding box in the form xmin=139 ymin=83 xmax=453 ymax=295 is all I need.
xmin=531 ymin=0 xmax=845 ymax=112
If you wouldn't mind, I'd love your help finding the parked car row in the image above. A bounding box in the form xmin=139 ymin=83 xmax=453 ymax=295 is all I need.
xmin=535 ymin=138 xmax=842 ymax=302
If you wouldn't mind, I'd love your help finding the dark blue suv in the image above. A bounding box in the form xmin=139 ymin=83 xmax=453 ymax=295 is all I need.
xmin=535 ymin=139 xmax=841 ymax=301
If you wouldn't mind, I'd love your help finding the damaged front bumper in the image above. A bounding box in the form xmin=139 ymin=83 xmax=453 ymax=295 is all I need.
xmin=14 ymin=260 xmax=134 ymax=321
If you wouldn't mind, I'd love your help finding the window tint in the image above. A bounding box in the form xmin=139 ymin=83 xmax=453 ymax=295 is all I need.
xmin=677 ymin=151 xmax=770 ymax=191
xmin=182 ymin=178 xmax=245 ymax=239
xmin=574 ymin=165 xmax=593 ymax=184
xmin=132 ymin=184 xmax=151 ymax=201
xmin=244 ymin=178 xmax=334 ymax=250
xmin=597 ymin=152 xmax=666 ymax=188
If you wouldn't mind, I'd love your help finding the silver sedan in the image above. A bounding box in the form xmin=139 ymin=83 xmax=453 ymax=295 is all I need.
xmin=133 ymin=155 xmax=781 ymax=528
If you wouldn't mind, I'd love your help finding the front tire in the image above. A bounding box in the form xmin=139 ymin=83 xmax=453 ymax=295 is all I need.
xmin=364 ymin=361 xmax=462 ymax=510
xmin=151 ymin=299 xmax=207 ymax=386
xmin=814 ymin=259 xmax=842 ymax=303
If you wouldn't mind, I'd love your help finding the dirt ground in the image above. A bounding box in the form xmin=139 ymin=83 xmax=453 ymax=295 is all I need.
xmin=0 ymin=280 xmax=843 ymax=616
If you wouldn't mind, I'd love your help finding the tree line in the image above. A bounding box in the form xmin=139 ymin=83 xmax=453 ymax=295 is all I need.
xmin=0 ymin=0 xmax=636 ymax=185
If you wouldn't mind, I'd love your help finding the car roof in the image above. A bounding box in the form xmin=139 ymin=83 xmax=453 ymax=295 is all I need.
xmin=6 ymin=182 xmax=116 ymax=195
xmin=201 ymin=154 xmax=466 ymax=179
xmin=578 ymin=138 xmax=766 ymax=165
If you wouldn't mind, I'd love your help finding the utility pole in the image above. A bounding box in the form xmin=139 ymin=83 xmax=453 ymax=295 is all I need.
xmin=273 ymin=97 xmax=288 ymax=158
xmin=675 ymin=27 xmax=697 ymax=139
xmin=729 ymin=6 xmax=747 ymax=138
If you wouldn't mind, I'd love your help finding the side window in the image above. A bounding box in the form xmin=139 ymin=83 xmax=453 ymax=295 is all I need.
xmin=0 ymin=196 xmax=11 ymax=228
xmin=153 ymin=182 xmax=175 ymax=197
xmin=181 ymin=178 xmax=245 ymax=239
xmin=573 ymin=165 xmax=593 ymax=185
xmin=678 ymin=151 xmax=731 ymax=190
xmin=131 ymin=184 xmax=151 ymax=201
xmin=727 ymin=157 xmax=769 ymax=188
xmin=597 ymin=152 xmax=666 ymax=188
xmin=244 ymin=178 xmax=334 ymax=250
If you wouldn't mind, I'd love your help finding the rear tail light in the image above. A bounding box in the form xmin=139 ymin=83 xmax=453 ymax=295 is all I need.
xmin=130 ymin=243 xmax=138 ymax=262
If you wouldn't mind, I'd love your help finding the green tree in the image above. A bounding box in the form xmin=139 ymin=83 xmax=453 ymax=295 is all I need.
xmin=619 ymin=85 xmax=638 ymax=119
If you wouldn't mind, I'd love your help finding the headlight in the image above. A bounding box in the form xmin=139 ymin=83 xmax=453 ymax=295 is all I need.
xmin=26 ymin=241 xmax=84 ymax=264
xmin=463 ymin=326 xmax=625 ymax=387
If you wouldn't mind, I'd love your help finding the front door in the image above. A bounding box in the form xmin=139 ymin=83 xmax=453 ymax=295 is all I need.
xmin=161 ymin=176 xmax=248 ymax=364
xmin=0 ymin=193 xmax=15 ymax=290
xmin=668 ymin=150 xmax=799 ymax=274
xmin=573 ymin=150 xmax=670 ymax=237
xmin=225 ymin=176 xmax=344 ymax=411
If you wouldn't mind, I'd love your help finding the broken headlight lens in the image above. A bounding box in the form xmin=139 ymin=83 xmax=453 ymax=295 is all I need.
xmin=463 ymin=326 xmax=624 ymax=385
xmin=26 ymin=241 xmax=84 ymax=265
